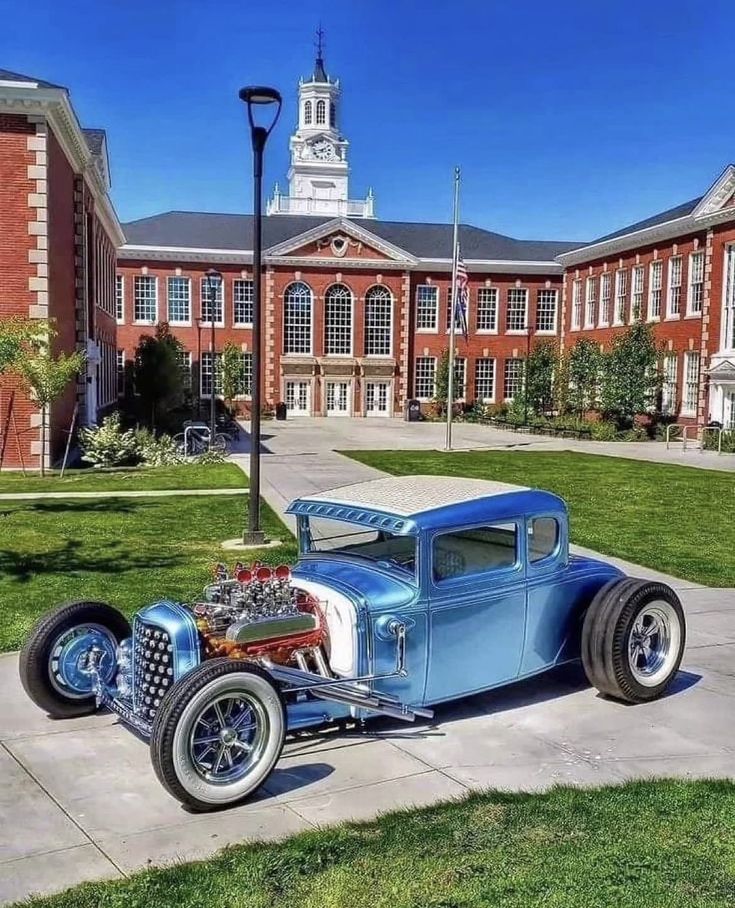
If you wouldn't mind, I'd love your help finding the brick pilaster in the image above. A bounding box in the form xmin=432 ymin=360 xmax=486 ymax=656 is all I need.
xmin=697 ymin=228 xmax=714 ymax=424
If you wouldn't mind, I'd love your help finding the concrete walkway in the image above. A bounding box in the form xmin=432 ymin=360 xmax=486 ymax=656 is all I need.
xmin=0 ymin=488 xmax=247 ymax=501
xmin=2 ymin=421 xmax=734 ymax=904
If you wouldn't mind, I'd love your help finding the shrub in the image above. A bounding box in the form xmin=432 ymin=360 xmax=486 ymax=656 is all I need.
xmin=193 ymin=448 xmax=227 ymax=465
xmin=80 ymin=413 xmax=138 ymax=467
xmin=133 ymin=428 xmax=185 ymax=467
xmin=590 ymin=420 xmax=618 ymax=441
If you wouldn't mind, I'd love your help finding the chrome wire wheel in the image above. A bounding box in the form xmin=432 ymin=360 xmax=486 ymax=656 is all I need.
xmin=189 ymin=693 xmax=268 ymax=784
xmin=627 ymin=600 xmax=681 ymax=687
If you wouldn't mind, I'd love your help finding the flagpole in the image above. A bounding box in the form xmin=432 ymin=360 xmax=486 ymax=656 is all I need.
xmin=445 ymin=166 xmax=461 ymax=452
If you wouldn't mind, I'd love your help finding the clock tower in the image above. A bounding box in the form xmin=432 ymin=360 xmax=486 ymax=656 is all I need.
xmin=267 ymin=32 xmax=375 ymax=218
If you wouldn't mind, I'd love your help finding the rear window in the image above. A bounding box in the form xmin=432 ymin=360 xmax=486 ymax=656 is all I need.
xmin=528 ymin=517 xmax=559 ymax=562
xmin=432 ymin=523 xmax=517 ymax=582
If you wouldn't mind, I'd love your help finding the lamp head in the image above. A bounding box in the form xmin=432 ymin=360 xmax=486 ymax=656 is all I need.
xmin=238 ymin=85 xmax=282 ymax=136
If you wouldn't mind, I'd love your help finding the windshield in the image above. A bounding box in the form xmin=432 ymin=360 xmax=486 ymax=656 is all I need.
xmin=302 ymin=517 xmax=417 ymax=578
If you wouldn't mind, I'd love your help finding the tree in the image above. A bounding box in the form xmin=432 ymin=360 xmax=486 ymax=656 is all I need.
xmin=600 ymin=322 xmax=661 ymax=426
xmin=16 ymin=340 xmax=84 ymax=476
xmin=218 ymin=342 xmax=245 ymax=412
xmin=434 ymin=348 xmax=463 ymax=415
xmin=525 ymin=341 xmax=556 ymax=416
xmin=133 ymin=323 xmax=185 ymax=429
xmin=567 ymin=339 xmax=603 ymax=415
xmin=0 ymin=316 xmax=37 ymax=375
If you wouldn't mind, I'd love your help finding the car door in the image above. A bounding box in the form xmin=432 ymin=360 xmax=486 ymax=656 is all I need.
xmin=424 ymin=520 xmax=526 ymax=704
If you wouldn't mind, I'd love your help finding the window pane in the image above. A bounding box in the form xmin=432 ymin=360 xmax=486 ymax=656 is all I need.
xmin=536 ymin=289 xmax=557 ymax=332
xmin=416 ymin=285 xmax=438 ymax=330
xmin=115 ymin=275 xmax=124 ymax=321
xmin=364 ymin=286 xmax=392 ymax=355
xmin=167 ymin=277 xmax=191 ymax=323
xmin=475 ymin=357 xmax=495 ymax=402
xmin=506 ymin=288 xmax=528 ymax=331
xmin=283 ymin=282 xmax=313 ymax=354
xmin=476 ymin=288 xmax=498 ymax=331
xmin=200 ymin=278 xmax=223 ymax=323
xmin=414 ymin=356 xmax=436 ymax=400
xmin=433 ymin=523 xmax=517 ymax=582
xmin=134 ymin=276 xmax=157 ymax=322
xmin=233 ymin=279 xmax=253 ymax=325
xmin=324 ymin=284 xmax=353 ymax=355
xmin=529 ymin=517 xmax=559 ymax=562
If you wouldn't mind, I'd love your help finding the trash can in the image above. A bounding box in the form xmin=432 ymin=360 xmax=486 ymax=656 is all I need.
xmin=405 ymin=399 xmax=421 ymax=422
xmin=275 ymin=402 xmax=287 ymax=421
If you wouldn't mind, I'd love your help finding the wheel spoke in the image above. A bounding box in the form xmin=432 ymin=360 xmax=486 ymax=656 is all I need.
xmin=232 ymin=739 xmax=253 ymax=754
xmin=213 ymin=702 xmax=227 ymax=728
xmin=231 ymin=705 xmax=254 ymax=730
xmin=213 ymin=744 xmax=227 ymax=773
xmin=193 ymin=733 xmax=220 ymax=746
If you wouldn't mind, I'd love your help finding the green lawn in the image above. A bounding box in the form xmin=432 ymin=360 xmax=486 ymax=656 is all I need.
xmin=344 ymin=450 xmax=735 ymax=587
xmin=0 ymin=463 xmax=246 ymax=494
xmin=26 ymin=781 xmax=735 ymax=908
xmin=0 ymin=494 xmax=296 ymax=651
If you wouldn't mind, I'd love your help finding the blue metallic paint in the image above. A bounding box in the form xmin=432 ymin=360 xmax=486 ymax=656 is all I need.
xmin=134 ymin=600 xmax=201 ymax=680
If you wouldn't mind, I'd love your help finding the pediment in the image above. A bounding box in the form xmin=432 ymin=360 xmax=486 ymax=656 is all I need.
xmin=266 ymin=218 xmax=416 ymax=263
xmin=693 ymin=165 xmax=735 ymax=219
xmin=707 ymin=358 xmax=735 ymax=382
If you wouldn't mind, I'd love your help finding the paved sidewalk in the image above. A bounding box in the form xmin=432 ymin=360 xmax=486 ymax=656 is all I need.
xmin=0 ymin=488 xmax=247 ymax=501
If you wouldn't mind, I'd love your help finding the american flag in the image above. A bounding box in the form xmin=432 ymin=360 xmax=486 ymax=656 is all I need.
xmin=453 ymin=246 xmax=469 ymax=342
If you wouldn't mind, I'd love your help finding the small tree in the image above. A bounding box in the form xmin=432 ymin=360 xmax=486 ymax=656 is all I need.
xmin=525 ymin=341 xmax=556 ymax=416
xmin=134 ymin=323 xmax=185 ymax=430
xmin=567 ymin=339 xmax=602 ymax=415
xmin=218 ymin=342 xmax=245 ymax=413
xmin=600 ymin=322 xmax=661 ymax=426
xmin=16 ymin=340 xmax=84 ymax=476
xmin=433 ymin=348 xmax=463 ymax=416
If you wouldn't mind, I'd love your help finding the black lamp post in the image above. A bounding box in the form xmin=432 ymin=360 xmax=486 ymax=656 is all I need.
xmin=239 ymin=85 xmax=282 ymax=545
xmin=204 ymin=269 xmax=222 ymax=444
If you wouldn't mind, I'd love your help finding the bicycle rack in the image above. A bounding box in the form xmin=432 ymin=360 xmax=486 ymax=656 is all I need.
xmin=665 ymin=423 xmax=691 ymax=450
xmin=700 ymin=425 xmax=723 ymax=455
xmin=666 ymin=423 xmax=726 ymax=454
xmin=183 ymin=424 xmax=211 ymax=456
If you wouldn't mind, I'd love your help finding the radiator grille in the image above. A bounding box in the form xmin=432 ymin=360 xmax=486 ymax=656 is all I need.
xmin=133 ymin=619 xmax=175 ymax=721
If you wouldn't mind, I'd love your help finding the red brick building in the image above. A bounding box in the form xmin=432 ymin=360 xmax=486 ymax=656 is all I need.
xmin=0 ymin=70 xmax=123 ymax=468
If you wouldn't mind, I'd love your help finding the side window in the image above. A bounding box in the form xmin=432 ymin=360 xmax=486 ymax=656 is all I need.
xmin=433 ymin=523 xmax=517 ymax=582
xmin=528 ymin=517 xmax=559 ymax=563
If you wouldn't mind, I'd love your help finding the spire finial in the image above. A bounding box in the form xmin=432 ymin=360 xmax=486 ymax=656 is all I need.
xmin=316 ymin=23 xmax=325 ymax=60
xmin=312 ymin=24 xmax=328 ymax=82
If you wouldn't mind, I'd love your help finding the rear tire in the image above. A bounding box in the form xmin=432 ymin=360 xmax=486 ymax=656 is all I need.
xmin=19 ymin=601 xmax=130 ymax=718
xmin=150 ymin=659 xmax=286 ymax=811
xmin=582 ymin=578 xmax=686 ymax=703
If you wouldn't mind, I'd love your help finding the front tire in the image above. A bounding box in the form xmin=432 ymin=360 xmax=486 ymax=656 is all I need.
xmin=150 ymin=659 xmax=286 ymax=811
xmin=582 ymin=578 xmax=686 ymax=703
xmin=19 ymin=601 xmax=130 ymax=718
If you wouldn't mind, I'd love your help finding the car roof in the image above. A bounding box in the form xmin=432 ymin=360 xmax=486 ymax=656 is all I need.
xmin=287 ymin=475 xmax=566 ymax=534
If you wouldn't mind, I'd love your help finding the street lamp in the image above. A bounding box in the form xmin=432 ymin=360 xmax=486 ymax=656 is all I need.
xmin=204 ymin=269 xmax=222 ymax=444
xmin=239 ymin=84 xmax=282 ymax=545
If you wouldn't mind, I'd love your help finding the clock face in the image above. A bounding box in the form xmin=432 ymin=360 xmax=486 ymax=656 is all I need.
xmin=312 ymin=140 xmax=335 ymax=161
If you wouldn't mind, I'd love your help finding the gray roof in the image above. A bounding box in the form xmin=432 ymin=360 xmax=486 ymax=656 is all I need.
xmin=587 ymin=196 xmax=702 ymax=246
xmin=0 ymin=68 xmax=66 ymax=90
xmin=312 ymin=54 xmax=329 ymax=83
xmin=82 ymin=128 xmax=106 ymax=156
xmin=122 ymin=210 xmax=580 ymax=262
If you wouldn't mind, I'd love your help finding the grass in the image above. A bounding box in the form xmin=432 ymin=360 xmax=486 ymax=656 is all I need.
xmin=25 ymin=780 xmax=735 ymax=908
xmin=0 ymin=493 xmax=296 ymax=652
xmin=344 ymin=449 xmax=735 ymax=587
xmin=0 ymin=463 xmax=246 ymax=493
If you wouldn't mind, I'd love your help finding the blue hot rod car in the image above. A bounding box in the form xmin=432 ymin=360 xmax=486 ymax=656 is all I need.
xmin=20 ymin=476 xmax=686 ymax=810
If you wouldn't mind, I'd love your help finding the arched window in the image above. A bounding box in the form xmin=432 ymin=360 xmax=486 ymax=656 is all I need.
xmin=329 ymin=101 xmax=336 ymax=128
xmin=283 ymin=282 xmax=313 ymax=354
xmin=324 ymin=284 xmax=353 ymax=355
xmin=316 ymin=99 xmax=326 ymax=125
xmin=364 ymin=286 xmax=393 ymax=356
xmin=304 ymin=100 xmax=312 ymax=126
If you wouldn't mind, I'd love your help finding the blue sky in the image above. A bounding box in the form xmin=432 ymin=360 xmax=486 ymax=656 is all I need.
xmin=2 ymin=0 xmax=734 ymax=242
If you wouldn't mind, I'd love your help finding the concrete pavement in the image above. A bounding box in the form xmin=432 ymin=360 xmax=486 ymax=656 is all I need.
xmin=2 ymin=420 xmax=734 ymax=903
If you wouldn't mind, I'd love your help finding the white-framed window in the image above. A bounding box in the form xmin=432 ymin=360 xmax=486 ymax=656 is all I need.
xmin=364 ymin=285 xmax=393 ymax=356
xmin=682 ymin=351 xmax=700 ymax=417
xmin=475 ymin=357 xmax=495 ymax=402
xmin=631 ymin=266 xmax=645 ymax=322
xmin=585 ymin=277 xmax=597 ymax=327
xmin=316 ymin=99 xmax=326 ymax=125
xmin=115 ymin=275 xmax=124 ymax=323
xmin=476 ymin=287 xmax=498 ymax=332
xmin=283 ymin=281 xmax=313 ymax=354
xmin=200 ymin=351 xmax=222 ymax=397
xmin=667 ymin=256 xmax=682 ymax=318
xmin=233 ymin=279 xmax=253 ymax=326
xmin=506 ymin=288 xmax=528 ymax=332
xmin=614 ymin=269 xmax=628 ymax=325
xmin=648 ymin=260 xmax=662 ymax=321
xmin=414 ymin=356 xmax=436 ymax=400
xmin=177 ymin=350 xmax=192 ymax=390
xmin=225 ymin=351 xmax=252 ymax=398
xmin=330 ymin=102 xmax=336 ymax=128
xmin=599 ymin=273 xmax=612 ymax=327
xmin=200 ymin=277 xmax=224 ymax=325
xmin=723 ymin=245 xmax=735 ymax=351
xmin=688 ymin=251 xmax=704 ymax=315
xmin=504 ymin=358 xmax=523 ymax=400
xmin=116 ymin=349 xmax=125 ymax=395
xmin=536 ymin=289 xmax=557 ymax=333
xmin=416 ymin=285 xmax=439 ymax=331
xmin=304 ymin=100 xmax=312 ymax=125
xmin=662 ymin=352 xmax=677 ymax=415
xmin=134 ymin=275 xmax=157 ymax=323
xmin=572 ymin=279 xmax=583 ymax=330
xmin=453 ymin=356 xmax=466 ymax=399
xmin=324 ymin=283 xmax=353 ymax=355
xmin=167 ymin=276 xmax=191 ymax=324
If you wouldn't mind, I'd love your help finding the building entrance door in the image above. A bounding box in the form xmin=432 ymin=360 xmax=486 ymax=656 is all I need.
xmin=725 ymin=390 xmax=735 ymax=429
xmin=326 ymin=381 xmax=350 ymax=416
xmin=365 ymin=381 xmax=391 ymax=417
xmin=285 ymin=380 xmax=311 ymax=416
